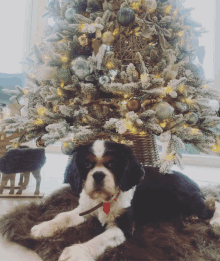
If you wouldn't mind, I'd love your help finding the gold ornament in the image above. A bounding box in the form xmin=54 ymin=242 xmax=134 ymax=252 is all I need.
xmin=106 ymin=61 xmax=115 ymax=69
xmin=143 ymin=0 xmax=157 ymax=13
xmin=8 ymin=100 xmax=24 ymax=116
xmin=12 ymin=142 xmax=19 ymax=148
xmin=101 ymin=31 xmax=115 ymax=46
xmin=57 ymin=88 xmax=63 ymax=96
xmin=132 ymin=70 xmax=139 ymax=81
xmin=35 ymin=118 xmax=44 ymax=125
xmin=130 ymin=1 xmax=144 ymax=13
xmin=53 ymin=105 xmax=61 ymax=113
xmin=127 ymin=99 xmax=141 ymax=112
xmin=160 ymin=122 xmax=167 ymax=128
xmin=113 ymin=28 xmax=120 ymax=36
xmin=78 ymin=34 xmax=89 ymax=47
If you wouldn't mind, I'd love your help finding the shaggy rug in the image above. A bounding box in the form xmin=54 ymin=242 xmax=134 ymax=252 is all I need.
xmin=1 ymin=185 xmax=220 ymax=261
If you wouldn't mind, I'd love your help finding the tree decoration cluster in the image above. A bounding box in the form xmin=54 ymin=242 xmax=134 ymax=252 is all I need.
xmin=2 ymin=0 xmax=220 ymax=172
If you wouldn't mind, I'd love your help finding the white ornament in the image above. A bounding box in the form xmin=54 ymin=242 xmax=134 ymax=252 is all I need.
xmin=36 ymin=65 xmax=58 ymax=81
xmin=99 ymin=75 xmax=110 ymax=85
xmin=143 ymin=0 xmax=157 ymax=13
xmin=70 ymin=56 xmax=90 ymax=80
xmin=209 ymin=100 xmax=219 ymax=111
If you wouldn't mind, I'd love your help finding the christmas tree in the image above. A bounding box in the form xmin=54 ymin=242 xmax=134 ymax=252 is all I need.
xmin=2 ymin=0 xmax=220 ymax=173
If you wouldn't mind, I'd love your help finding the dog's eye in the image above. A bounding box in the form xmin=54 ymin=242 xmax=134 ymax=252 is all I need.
xmin=106 ymin=161 xmax=116 ymax=168
xmin=84 ymin=161 xmax=92 ymax=168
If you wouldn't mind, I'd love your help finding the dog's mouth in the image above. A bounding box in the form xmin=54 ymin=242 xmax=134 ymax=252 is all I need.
xmin=88 ymin=190 xmax=115 ymax=203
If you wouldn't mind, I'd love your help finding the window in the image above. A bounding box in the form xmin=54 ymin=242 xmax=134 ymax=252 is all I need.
xmin=183 ymin=0 xmax=215 ymax=80
xmin=0 ymin=1 xmax=27 ymax=74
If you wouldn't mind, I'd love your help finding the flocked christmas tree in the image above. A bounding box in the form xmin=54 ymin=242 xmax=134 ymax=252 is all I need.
xmin=2 ymin=0 xmax=220 ymax=173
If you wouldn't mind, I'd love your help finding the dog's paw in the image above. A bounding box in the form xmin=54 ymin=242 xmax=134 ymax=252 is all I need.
xmin=59 ymin=244 xmax=94 ymax=261
xmin=31 ymin=221 xmax=58 ymax=238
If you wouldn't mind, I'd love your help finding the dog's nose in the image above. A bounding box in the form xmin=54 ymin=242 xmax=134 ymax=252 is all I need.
xmin=93 ymin=172 xmax=105 ymax=183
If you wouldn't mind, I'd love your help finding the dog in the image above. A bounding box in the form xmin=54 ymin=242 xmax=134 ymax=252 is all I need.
xmin=31 ymin=140 xmax=214 ymax=261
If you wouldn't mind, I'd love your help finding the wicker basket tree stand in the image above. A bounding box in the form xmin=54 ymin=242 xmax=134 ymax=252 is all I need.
xmin=74 ymin=132 xmax=160 ymax=167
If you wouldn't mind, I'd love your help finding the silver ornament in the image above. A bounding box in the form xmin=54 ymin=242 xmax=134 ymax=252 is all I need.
xmin=70 ymin=56 xmax=90 ymax=80
xmin=117 ymin=7 xmax=135 ymax=26
xmin=57 ymin=68 xmax=71 ymax=83
xmin=186 ymin=112 xmax=198 ymax=125
xmin=99 ymin=75 xmax=110 ymax=85
xmin=65 ymin=8 xmax=76 ymax=22
xmin=175 ymin=102 xmax=189 ymax=112
xmin=61 ymin=140 xmax=75 ymax=155
xmin=154 ymin=101 xmax=174 ymax=120
xmin=143 ymin=0 xmax=157 ymax=13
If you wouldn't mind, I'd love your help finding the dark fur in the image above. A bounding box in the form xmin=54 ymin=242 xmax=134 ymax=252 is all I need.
xmin=0 ymin=148 xmax=46 ymax=174
xmin=0 ymin=186 xmax=219 ymax=261
xmin=64 ymin=141 xmax=214 ymax=238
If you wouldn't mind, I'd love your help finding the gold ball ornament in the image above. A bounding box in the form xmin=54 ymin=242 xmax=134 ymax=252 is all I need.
xmin=53 ymin=105 xmax=61 ymax=113
xmin=143 ymin=0 xmax=157 ymax=13
xmin=132 ymin=70 xmax=139 ymax=82
xmin=78 ymin=34 xmax=90 ymax=47
xmin=127 ymin=99 xmax=141 ymax=112
xmin=101 ymin=31 xmax=115 ymax=46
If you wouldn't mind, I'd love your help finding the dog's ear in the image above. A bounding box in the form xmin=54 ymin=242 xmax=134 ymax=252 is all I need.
xmin=119 ymin=145 xmax=145 ymax=192
xmin=63 ymin=148 xmax=82 ymax=195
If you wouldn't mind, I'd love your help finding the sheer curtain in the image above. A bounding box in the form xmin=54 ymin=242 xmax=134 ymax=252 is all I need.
xmin=0 ymin=1 xmax=27 ymax=74
xmin=0 ymin=0 xmax=47 ymax=74
xmin=183 ymin=0 xmax=215 ymax=80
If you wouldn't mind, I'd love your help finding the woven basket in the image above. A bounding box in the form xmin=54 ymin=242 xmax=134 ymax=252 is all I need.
xmin=74 ymin=132 xmax=160 ymax=167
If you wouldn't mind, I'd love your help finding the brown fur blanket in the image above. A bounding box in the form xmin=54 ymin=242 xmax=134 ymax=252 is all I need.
xmin=1 ymin=185 xmax=220 ymax=261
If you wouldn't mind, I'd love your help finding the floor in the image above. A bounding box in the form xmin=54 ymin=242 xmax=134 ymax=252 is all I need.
xmin=0 ymin=153 xmax=220 ymax=261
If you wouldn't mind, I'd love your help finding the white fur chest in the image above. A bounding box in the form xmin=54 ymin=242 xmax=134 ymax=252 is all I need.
xmin=78 ymin=187 xmax=136 ymax=227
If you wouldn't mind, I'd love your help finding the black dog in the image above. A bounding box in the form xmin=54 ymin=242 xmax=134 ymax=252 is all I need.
xmin=31 ymin=140 xmax=214 ymax=261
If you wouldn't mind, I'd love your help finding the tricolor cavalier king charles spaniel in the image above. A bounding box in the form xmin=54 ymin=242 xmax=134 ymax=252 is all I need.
xmin=31 ymin=140 xmax=214 ymax=261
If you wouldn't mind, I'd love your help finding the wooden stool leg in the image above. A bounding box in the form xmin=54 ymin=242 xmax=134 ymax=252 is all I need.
xmin=16 ymin=172 xmax=30 ymax=195
xmin=9 ymin=174 xmax=16 ymax=194
xmin=0 ymin=174 xmax=11 ymax=194
xmin=32 ymin=168 xmax=41 ymax=195
xmin=18 ymin=173 xmax=24 ymax=186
